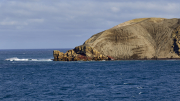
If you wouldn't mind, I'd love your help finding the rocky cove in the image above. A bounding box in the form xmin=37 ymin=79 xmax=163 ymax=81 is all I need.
xmin=53 ymin=18 xmax=180 ymax=61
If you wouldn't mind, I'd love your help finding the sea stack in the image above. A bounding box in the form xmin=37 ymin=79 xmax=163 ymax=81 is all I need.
xmin=53 ymin=18 xmax=180 ymax=61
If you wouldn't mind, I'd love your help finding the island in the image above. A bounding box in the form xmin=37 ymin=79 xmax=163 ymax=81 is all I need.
xmin=53 ymin=18 xmax=180 ymax=61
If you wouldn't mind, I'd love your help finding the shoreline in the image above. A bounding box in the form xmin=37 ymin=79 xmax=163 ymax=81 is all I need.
xmin=53 ymin=58 xmax=180 ymax=61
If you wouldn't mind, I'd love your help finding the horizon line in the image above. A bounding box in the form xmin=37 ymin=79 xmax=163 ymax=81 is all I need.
xmin=0 ymin=48 xmax=73 ymax=50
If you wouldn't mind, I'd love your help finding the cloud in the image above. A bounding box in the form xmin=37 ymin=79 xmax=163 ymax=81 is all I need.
xmin=1 ymin=0 xmax=180 ymax=29
xmin=28 ymin=19 xmax=44 ymax=23
xmin=0 ymin=21 xmax=17 ymax=25
xmin=1 ymin=0 xmax=180 ymax=49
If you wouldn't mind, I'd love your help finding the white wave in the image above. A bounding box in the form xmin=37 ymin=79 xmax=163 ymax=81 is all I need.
xmin=5 ymin=57 xmax=52 ymax=61
xmin=139 ymin=92 xmax=143 ymax=95
xmin=137 ymin=86 xmax=143 ymax=89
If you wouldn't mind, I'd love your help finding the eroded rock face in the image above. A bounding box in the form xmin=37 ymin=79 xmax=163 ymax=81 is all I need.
xmin=54 ymin=18 xmax=180 ymax=61
xmin=53 ymin=46 xmax=110 ymax=61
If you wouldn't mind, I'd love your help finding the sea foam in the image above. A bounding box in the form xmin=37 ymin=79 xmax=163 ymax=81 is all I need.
xmin=5 ymin=57 xmax=52 ymax=61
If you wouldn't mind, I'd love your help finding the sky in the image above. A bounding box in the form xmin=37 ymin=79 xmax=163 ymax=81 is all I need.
xmin=0 ymin=0 xmax=180 ymax=49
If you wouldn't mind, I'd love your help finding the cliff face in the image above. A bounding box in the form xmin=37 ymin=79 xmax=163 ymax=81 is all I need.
xmin=54 ymin=18 xmax=180 ymax=61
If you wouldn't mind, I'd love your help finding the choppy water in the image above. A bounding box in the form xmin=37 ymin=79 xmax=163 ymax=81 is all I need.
xmin=1 ymin=49 xmax=180 ymax=100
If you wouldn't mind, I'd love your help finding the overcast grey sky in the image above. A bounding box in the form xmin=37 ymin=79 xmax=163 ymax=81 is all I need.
xmin=0 ymin=0 xmax=180 ymax=49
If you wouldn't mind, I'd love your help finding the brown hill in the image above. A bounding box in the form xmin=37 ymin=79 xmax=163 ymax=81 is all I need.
xmin=53 ymin=18 xmax=180 ymax=61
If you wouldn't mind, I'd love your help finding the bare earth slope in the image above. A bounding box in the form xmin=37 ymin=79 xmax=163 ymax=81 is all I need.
xmin=53 ymin=18 xmax=180 ymax=61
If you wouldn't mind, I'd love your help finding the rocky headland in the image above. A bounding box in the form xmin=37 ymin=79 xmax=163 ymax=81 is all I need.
xmin=53 ymin=18 xmax=180 ymax=61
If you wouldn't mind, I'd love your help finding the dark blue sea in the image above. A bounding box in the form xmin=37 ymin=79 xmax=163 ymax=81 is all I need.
xmin=1 ymin=49 xmax=180 ymax=101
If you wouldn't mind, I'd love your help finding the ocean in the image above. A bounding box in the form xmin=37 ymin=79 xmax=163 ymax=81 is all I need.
xmin=1 ymin=49 xmax=180 ymax=101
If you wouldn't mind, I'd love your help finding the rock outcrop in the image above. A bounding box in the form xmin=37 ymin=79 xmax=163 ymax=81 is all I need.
xmin=54 ymin=18 xmax=180 ymax=61
xmin=53 ymin=46 xmax=110 ymax=61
